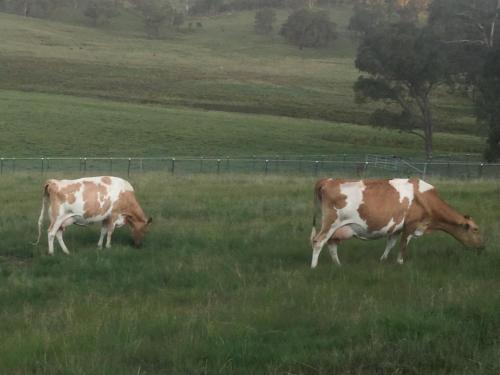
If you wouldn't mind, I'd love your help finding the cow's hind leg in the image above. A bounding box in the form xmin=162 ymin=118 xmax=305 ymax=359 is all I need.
xmin=380 ymin=233 xmax=399 ymax=262
xmin=327 ymin=239 xmax=341 ymax=266
xmin=55 ymin=229 xmax=70 ymax=255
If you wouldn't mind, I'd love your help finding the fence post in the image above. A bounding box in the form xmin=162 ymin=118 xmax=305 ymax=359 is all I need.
xmin=363 ymin=161 xmax=369 ymax=176
xmin=265 ymin=159 xmax=269 ymax=175
xmin=127 ymin=158 xmax=131 ymax=177
xmin=226 ymin=156 xmax=229 ymax=172
xmin=217 ymin=159 xmax=221 ymax=174
xmin=422 ymin=161 xmax=428 ymax=180
xmin=314 ymin=160 xmax=319 ymax=176
xmin=41 ymin=157 xmax=44 ymax=174
xmin=200 ymin=156 xmax=204 ymax=173
xmin=171 ymin=158 xmax=175 ymax=175
xmin=109 ymin=158 xmax=113 ymax=174
xmin=478 ymin=163 xmax=484 ymax=179
xmin=12 ymin=158 xmax=16 ymax=173
xmin=83 ymin=158 xmax=87 ymax=173
xmin=0 ymin=158 xmax=3 ymax=175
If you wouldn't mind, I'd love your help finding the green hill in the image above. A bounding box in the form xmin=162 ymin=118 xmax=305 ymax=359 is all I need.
xmin=0 ymin=8 xmax=485 ymax=157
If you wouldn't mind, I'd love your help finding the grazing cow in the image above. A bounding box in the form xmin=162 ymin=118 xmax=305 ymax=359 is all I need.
xmin=310 ymin=178 xmax=484 ymax=268
xmin=35 ymin=176 xmax=152 ymax=254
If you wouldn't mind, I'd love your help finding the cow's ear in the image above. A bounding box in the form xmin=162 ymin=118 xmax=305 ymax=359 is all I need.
xmin=147 ymin=217 xmax=153 ymax=224
xmin=464 ymin=215 xmax=471 ymax=220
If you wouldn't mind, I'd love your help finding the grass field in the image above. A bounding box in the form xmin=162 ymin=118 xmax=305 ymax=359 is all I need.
xmin=0 ymin=89 xmax=484 ymax=157
xmin=0 ymin=9 xmax=482 ymax=136
xmin=1 ymin=174 xmax=499 ymax=374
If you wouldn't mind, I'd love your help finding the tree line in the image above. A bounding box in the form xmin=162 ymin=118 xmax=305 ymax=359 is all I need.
xmin=349 ymin=0 xmax=500 ymax=160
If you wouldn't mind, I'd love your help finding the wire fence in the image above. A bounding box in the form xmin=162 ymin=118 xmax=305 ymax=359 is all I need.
xmin=0 ymin=154 xmax=499 ymax=179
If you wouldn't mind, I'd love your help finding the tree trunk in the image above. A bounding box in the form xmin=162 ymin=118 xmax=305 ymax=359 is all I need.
xmin=24 ymin=0 xmax=30 ymax=17
xmin=422 ymin=95 xmax=434 ymax=160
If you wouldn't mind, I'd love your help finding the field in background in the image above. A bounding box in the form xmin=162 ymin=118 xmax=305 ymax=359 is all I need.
xmin=0 ymin=90 xmax=484 ymax=157
xmin=1 ymin=174 xmax=499 ymax=374
xmin=0 ymin=9 xmax=481 ymax=136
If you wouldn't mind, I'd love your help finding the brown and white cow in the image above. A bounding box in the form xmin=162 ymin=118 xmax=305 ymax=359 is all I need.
xmin=35 ymin=176 xmax=152 ymax=254
xmin=310 ymin=178 xmax=484 ymax=268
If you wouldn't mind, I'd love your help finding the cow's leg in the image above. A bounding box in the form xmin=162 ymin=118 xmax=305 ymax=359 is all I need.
xmin=47 ymin=214 xmax=75 ymax=255
xmin=397 ymin=234 xmax=413 ymax=264
xmin=380 ymin=234 xmax=399 ymax=261
xmin=327 ymin=239 xmax=341 ymax=266
xmin=105 ymin=220 xmax=116 ymax=249
xmin=311 ymin=210 xmax=339 ymax=269
xmin=47 ymin=231 xmax=56 ymax=255
xmin=97 ymin=220 xmax=109 ymax=249
xmin=54 ymin=217 xmax=74 ymax=255
xmin=55 ymin=229 xmax=70 ymax=255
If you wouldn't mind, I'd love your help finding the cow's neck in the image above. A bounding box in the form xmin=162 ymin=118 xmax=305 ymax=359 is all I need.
xmin=429 ymin=198 xmax=464 ymax=233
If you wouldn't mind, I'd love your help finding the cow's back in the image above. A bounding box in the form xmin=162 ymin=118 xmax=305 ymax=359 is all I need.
xmin=48 ymin=176 xmax=134 ymax=222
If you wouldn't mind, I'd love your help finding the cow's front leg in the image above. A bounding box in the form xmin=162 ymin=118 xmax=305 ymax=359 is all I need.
xmin=397 ymin=234 xmax=413 ymax=264
xmin=97 ymin=220 xmax=109 ymax=249
xmin=380 ymin=234 xmax=399 ymax=261
xmin=105 ymin=221 xmax=116 ymax=249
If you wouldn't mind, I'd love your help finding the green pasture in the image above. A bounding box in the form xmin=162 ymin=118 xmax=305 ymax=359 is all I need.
xmin=0 ymin=9 xmax=480 ymax=135
xmin=0 ymin=90 xmax=484 ymax=157
xmin=0 ymin=174 xmax=499 ymax=374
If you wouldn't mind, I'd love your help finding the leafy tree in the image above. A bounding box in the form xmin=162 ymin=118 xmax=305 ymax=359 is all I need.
xmin=84 ymin=0 xmax=119 ymax=26
xmin=429 ymin=0 xmax=500 ymax=158
xmin=477 ymin=48 xmax=500 ymax=160
xmin=138 ymin=0 xmax=174 ymax=38
xmin=354 ymin=22 xmax=448 ymax=158
xmin=349 ymin=0 xmax=429 ymax=36
xmin=254 ymin=8 xmax=276 ymax=34
xmin=280 ymin=8 xmax=337 ymax=49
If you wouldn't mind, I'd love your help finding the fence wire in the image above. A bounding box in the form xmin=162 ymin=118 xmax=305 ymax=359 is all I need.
xmin=0 ymin=156 xmax=498 ymax=179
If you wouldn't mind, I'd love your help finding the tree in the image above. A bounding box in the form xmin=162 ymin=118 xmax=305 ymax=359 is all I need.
xmin=84 ymin=0 xmax=119 ymax=26
xmin=354 ymin=22 xmax=448 ymax=158
xmin=477 ymin=48 xmax=500 ymax=160
xmin=138 ymin=0 xmax=174 ymax=38
xmin=349 ymin=0 xmax=429 ymax=36
xmin=280 ymin=8 xmax=337 ymax=49
xmin=254 ymin=8 xmax=276 ymax=34
xmin=429 ymin=0 xmax=500 ymax=158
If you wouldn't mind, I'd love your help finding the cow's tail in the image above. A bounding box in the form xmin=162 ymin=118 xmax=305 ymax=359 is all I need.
xmin=310 ymin=180 xmax=324 ymax=244
xmin=33 ymin=182 xmax=50 ymax=245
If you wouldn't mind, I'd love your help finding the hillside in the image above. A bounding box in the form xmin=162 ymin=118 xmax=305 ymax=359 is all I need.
xmin=0 ymin=8 xmax=482 ymax=139
xmin=0 ymin=89 xmax=483 ymax=157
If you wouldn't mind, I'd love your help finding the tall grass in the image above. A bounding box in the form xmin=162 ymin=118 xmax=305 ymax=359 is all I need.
xmin=1 ymin=174 xmax=499 ymax=373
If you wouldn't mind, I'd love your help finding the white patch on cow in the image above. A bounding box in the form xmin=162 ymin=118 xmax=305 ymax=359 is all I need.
xmin=418 ymin=179 xmax=434 ymax=193
xmin=389 ymin=178 xmax=414 ymax=205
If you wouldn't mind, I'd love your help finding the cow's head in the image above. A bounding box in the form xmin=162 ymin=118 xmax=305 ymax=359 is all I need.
xmin=454 ymin=215 xmax=484 ymax=251
xmin=129 ymin=216 xmax=153 ymax=247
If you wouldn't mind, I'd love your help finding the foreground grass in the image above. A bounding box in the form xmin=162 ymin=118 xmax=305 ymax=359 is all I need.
xmin=0 ymin=89 xmax=484 ymax=157
xmin=0 ymin=174 xmax=499 ymax=374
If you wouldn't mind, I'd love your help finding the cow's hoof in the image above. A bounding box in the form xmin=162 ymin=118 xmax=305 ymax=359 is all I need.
xmin=397 ymin=258 xmax=404 ymax=265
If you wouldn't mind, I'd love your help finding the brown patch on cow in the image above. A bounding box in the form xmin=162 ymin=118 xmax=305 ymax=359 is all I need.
xmin=58 ymin=182 xmax=82 ymax=204
xmin=101 ymin=176 xmax=112 ymax=185
xmin=358 ymin=181 xmax=410 ymax=232
xmin=315 ymin=179 xmax=352 ymax=226
xmin=82 ymin=181 xmax=110 ymax=218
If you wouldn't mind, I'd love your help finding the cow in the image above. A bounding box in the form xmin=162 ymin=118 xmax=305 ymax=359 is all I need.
xmin=310 ymin=178 xmax=484 ymax=268
xmin=34 ymin=176 xmax=152 ymax=254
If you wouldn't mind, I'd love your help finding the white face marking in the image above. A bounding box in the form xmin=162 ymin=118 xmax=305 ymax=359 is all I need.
xmin=418 ymin=179 xmax=434 ymax=193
